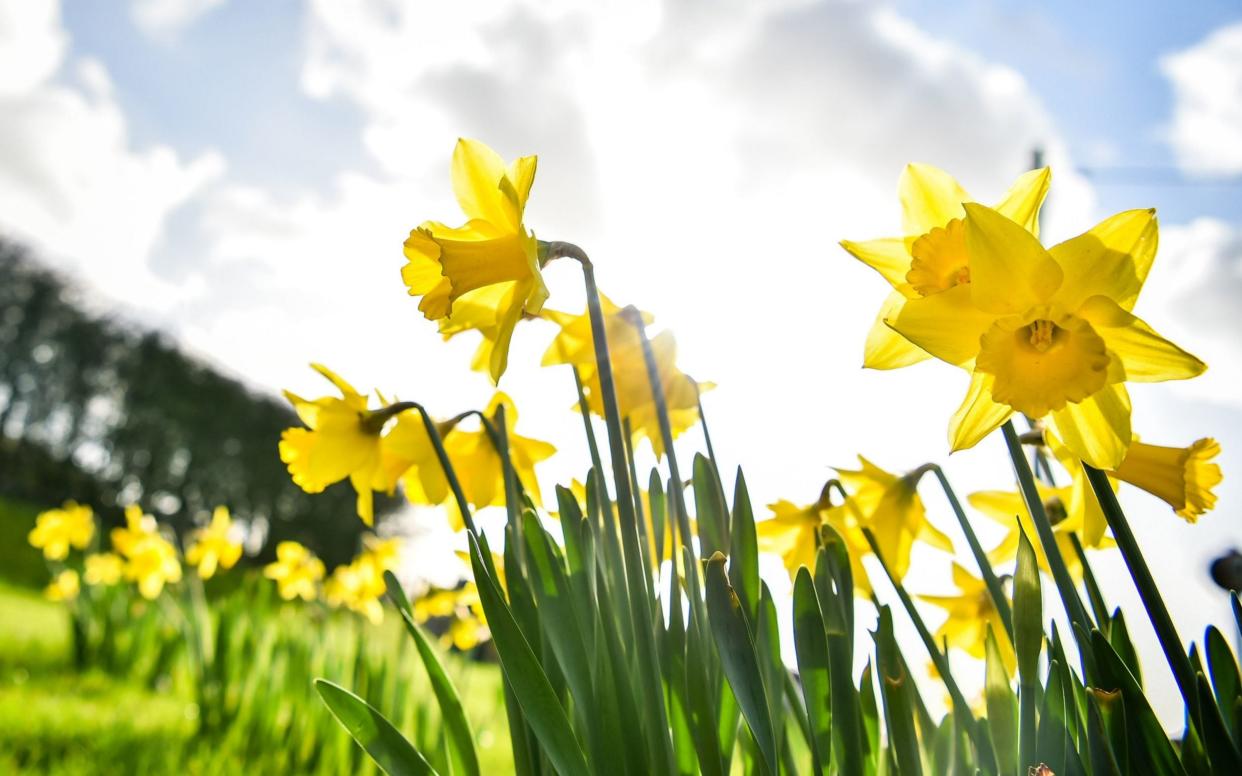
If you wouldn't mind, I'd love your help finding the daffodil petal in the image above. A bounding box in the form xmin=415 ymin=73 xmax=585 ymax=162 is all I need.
xmin=488 ymin=283 xmax=530 ymax=384
xmin=889 ymin=284 xmax=994 ymax=367
xmin=1048 ymin=209 xmax=1157 ymax=313
xmin=967 ymin=490 xmax=1027 ymax=524
xmin=1076 ymin=295 xmax=1206 ymax=383
xmin=863 ymin=292 xmax=930 ymax=369
xmin=840 ymin=237 xmax=915 ymax=295
xmin=899 ymin=163 xmax=968 ymax=237
xmin=949 ymin=371 xmax=1013 ymax=452
xmin=1050 ymin=383 xmax=1132 ymax=470
xmin=993 ymin=167 xmax=1051 ymax=238
xmin=963 ymin=203 xmax=1063 ymax=315
xmin=1069 ymin=470 xmax=1110 ymax=547
xmin=506 ymin=155 xmax=538 ymax=215
xmin=452 ymin=138 xmax=519 ymax=230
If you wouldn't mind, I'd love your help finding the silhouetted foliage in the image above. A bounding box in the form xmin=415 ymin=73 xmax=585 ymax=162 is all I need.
xmin=0 ymin=239 xmax=397 ymax=568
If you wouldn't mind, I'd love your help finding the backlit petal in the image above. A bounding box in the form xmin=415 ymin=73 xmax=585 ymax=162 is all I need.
xmin=863 ymin=292 xmax=930 ymax=369
xmin=1050 ymin=383 xmax=1132 ymax=469
xmin=1076 ymin=295 xmax=1206 ymax=383
xmin=452 ymin=138 xmax=518 ymax=230
xmin=993 ymin=167 xmax=1051 ymax=238
xmin=899 ymin=163 xmax=968 ymax=236
xmin=948 ymin=371 xmax=1012 ymax=452
xmin=840 ymin=237 xmax=915 ymax=295
xmin=964 ymin=203 xmax=1063 ymax=315
xmin=889 ymin=284 xmax=994 ymax=367
xmin=1049 ymin=209 xmax=1157 ymax=312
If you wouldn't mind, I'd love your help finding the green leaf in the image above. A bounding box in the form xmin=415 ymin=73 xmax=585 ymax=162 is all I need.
xmin=314 ymin=679 xmax=438 ymax=776
xmin=694 ymin=454 xmax=729 ymax=557
xmin=383 ymin=572 xmax=480 ymax=776
xmin=984 ymin=625 xmax=1018 ymax=776
xmin=792 ymin=567 xmax=832 ymax=773
xmin=1013 ymin=528 xmax=1043 ymax=683
xmin=648 ymin=469 xmax=667 ymax=571
xmin=1107 ymin=608 xmax=1142 ymax=688
xmin=1206 ymin=624 xmax=1242 ymax=743
xmin=467 ymin=533 xmax=590 ymax=776
xmin=814 ymin=543 xmax=866 ymax=776
xmin=873 ymin=606 xmax=923 ymax=776
xmin=729 ymin=468 xmax=760 ymax=622
xmin=704 ymin=551 xmax=778 ymax=774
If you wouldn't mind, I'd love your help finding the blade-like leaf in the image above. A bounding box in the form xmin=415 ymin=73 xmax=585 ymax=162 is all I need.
xmin=314 ymin=679 xmax=438 ymax=776
xmin=792 ymin=568 xmax=832 ymax=773
xmin=984 ymin=625 xmax=1018 ymax=776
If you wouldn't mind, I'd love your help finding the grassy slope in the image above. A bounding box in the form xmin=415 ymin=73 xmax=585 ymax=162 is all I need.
xmin=0 ymin=496 xmax=514 ymax=774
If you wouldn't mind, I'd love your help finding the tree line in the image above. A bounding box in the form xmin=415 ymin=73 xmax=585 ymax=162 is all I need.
xmin=0 ymin=239 xmax=396 ymax=569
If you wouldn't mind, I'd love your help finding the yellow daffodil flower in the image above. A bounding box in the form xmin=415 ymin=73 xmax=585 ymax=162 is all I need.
xmin=402 ymin=138 xmax=546 ymax=382
xmin=324 ymin=536 xmax=402 ymax=624
xmin=28 ymin=501 xmax=95 ymax=560
xmin=280 ymin=363 xmax=408 ymax=526
xmin=836 ymin=456 xmax=954 ymax=581
xmin=841 ymin=164 xmax=1051 ymax=369
xmin=264 ymin=541 xmax=325 ymax=601
xmin=542 ymin=295 xmax=707 ymax=458
xmin=918 ymin=563 xmax=1016 ymax=671
xmin=442 ymin=393 xmax=554 ymax=525
xmin=111 ymin=505 xmax=182 ymax=600
xmin=380 ymin=411 xmax=452 ymax=507
xmin=45 ymin=569 xmax=80 ymax=602
xmin=756 ymin=495 xmax=875 ymax=597
xmin=1112 ymin=437 xmax=1222 ymax=523
xmin=84 ymin=553 xmax=124 ymax=586
xmin=413 ymin=585 xmax=491 ymax=650
xmin=883 ymin=201 xmax=1204 ymax=469
xmin=185 ymin=506 xmax=244 ymax=580
xmin=968 ymin=482 xmax=1113 ymax=580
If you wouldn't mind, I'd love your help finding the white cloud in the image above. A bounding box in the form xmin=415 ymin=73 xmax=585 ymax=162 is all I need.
xmin=0 ymin=0 xmax=225 ymax=312
xmin=0 ymin=0 xmax=65 ymax=97
xmin=1142 ymin=217 xmax=1242 ymax=406
xmin=1161 ymin=22 xmax=1242 ymax=176
xmin=130 ymin=0 xmax=226 ymax=40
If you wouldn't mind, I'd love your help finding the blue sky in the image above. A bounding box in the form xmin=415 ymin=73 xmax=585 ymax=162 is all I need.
xmin=3 ymin=0 xmax=1242 ymax=726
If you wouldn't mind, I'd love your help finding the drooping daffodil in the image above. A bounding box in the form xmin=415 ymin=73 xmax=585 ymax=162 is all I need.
xmin=280 ymin=363 xmax=409 ymax=526
xmin=28 ymin=501 xmax=95 ymax=561
xmin=45 ymin=569 xmax=80 ymax=602
xmin=402 ymin=138 xmax=546 ymax=383
xmin=918 ymin=563 xmax=1016 ymax=672
xmin=841 ymin=164 xmax=1050 ymax=370
xmin=264 ymin=541 xmax=325 ymax=601
xmin=185 ymin=506 xmax=244 ymax=580
xmin=542 ymin=295 xmax=708 ymax=458
xmin=883 ymin=201 xmax=1205 ymax=468
xmin=442 ymin=392 xmax=554 ymax=526
xmin=756 ymin=490 xmax=876 ymax=598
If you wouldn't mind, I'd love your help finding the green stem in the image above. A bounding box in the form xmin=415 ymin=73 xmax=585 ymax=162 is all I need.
xmin=926 ymin=464 xmax=1014 ymax=641
xmin=411 ymin=405 xmax=477 ymax=536
xmin=551 ymin=241 xmax=675 ymax=772
xmin=1001 ymin=422 xmax=1093 ymax=636
xmin=1082 ymin=464 xmax=1200 ymax=727
xmin=861 ymin=527 xmax=992 ymax=761
xmin=571 ymin=366 xmax=611 ymax=521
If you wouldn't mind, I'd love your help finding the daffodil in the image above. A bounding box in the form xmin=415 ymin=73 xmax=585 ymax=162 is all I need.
xmin=918 ymin=563 xmax=1015 ymax=671
xmin=185 ymin=506 xmax=244 ymax=580
xmin=968 ymin=482 xmax=1113 ymax=580
xmin=413 ymin=585 xmax=491 ymax=650
xmin=324 ymin=559 xmax=386 ymax=624
xmin=380 ymin=410 xmax=452 ymax=506
xmin=402 ymin=138 xmax=546 ymax=383
xmin=45 ymin=569 xmax=80 ymax=602
xmin=836 ymin=456 xmax=954 ymax=581
xmin=882 ymin=201 xmax=1204 ymax=468
xmin=542 ymin=295 xmax=707 ymax=458
xmin=84 ymin=553 xmax=124 ymax=586
xmin=280 ymin=363 xmax=407 ymax=526
xmin=841 ymin=164 xmax=1051 ymax=369
xmin=756 ymin=495 xmax=875 ymax=597
xmin=111 ymin=505 xmax=182 ymax=600
xmin=264 ymin=541 xmax=325 ymax=601
xmin=442 ymin=392 xmax=554 ymax=524
xmin=1112 ymin=437 xmax=1222 ymax=523
xmin=28 ymin=501 xmax=95 ymax=560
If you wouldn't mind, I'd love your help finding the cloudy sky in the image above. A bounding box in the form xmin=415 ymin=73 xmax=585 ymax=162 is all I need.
xmin=2 ymin=0 xmax=1241 ymax=724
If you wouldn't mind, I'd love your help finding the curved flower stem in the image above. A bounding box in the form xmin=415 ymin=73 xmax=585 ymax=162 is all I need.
xmin=571 ymin=366 xmax=613 ymax=532
xmin=1082 ymin=464 xmax=1204 ymax=735
xmin=621 ymin=305 xmax=696 ymax=575
xmin=861 ymin=527 xmax=993 ymax=762
xmin=923 ymin=463 xmax=1014 ymax=641
xmin=1001 ymin=421 xmax=1094 ymax=641
xmin=548 ymin=240 xmax=675 ymax=772
xmin=409 ymin=405 xmax=478 ymax=536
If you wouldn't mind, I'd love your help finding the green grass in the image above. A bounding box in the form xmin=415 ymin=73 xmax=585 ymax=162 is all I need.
xmin=0 ymin=494 xmax=51 ymax=590
xmin=0 ymin=582 xmax=69 ymax=672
